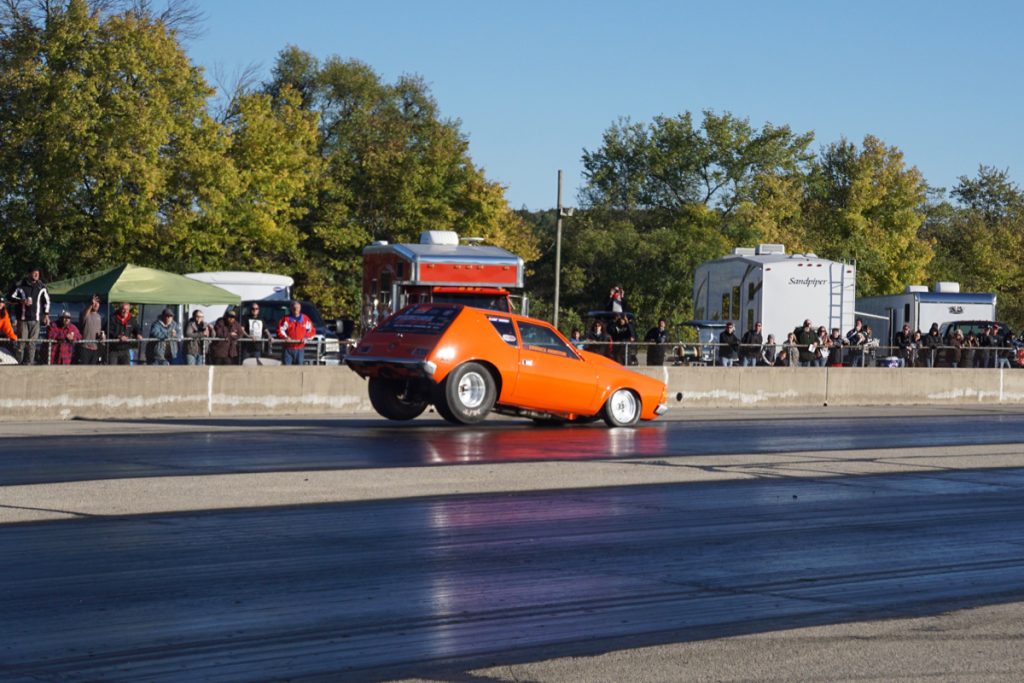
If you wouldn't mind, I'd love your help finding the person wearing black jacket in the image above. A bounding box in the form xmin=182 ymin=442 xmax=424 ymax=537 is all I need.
xmin=9 ymin=268 xmax=50 ymax=364
xmin=108 ymin=302 xmax=142 ymax=365
xmin=644 ymin=318 xmax=669 ymax=366
xmin=719 ymin=322 xmax=740 ymax=367
xmin=921 ymin=323 xmax=942 ymax=367
xmin=740 ymin=322 xmax=763 ymax=367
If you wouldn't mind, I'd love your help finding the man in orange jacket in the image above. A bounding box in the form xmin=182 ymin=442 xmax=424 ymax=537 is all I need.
xmin=276 ymin=300 xmax=315 ymax=366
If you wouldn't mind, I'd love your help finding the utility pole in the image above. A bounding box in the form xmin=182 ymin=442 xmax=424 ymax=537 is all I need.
xmin=554 ymin=170 xmax=563 ymax=329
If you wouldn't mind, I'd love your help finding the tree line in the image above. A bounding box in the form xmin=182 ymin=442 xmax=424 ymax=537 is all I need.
xmin=2 ymin=1 xmax=1021 ymax=333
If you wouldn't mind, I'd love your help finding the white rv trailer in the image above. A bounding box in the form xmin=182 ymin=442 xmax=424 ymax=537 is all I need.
xmin=856 ymin=283 xmax=996 ymax=345
xmin=184 ymin=271 xmax=294 ymax=321
xmin=693 ymin=245 xmax=856 ymax=341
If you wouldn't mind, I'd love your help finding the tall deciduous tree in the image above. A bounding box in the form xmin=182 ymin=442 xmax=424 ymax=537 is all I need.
xmin=0 ymin=0 xmax=230 ymax=283
xmin=803 ymin=135 xmax=932 ymax=296
xmin=923 ymin=166 xmax=1024 ymax=324
xmin=265 ymin=47 xmax=537 ymax=315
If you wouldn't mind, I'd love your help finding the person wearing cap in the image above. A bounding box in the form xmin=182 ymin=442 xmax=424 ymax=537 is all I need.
xmin=148 ymin=308 xmax=181 ymax=365
xmin=9 ymin=267 xmax=50 ymax=364
xmin=0 ymin=297 xmax=19 ymax=344
xmin=718 ymin=322 xmax=740 ymax=367
xmin=276 ymin=300 xmax=315 ymax=365
xmin=108 ymin=302 xmax=143 ymax=365
xmin=46 ymin=310 xmax=80 ymax=365
xmin=210 ymin=308 xmax=247 ymax=365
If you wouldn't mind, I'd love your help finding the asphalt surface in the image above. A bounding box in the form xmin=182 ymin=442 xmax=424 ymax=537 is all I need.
xmin=3 ymin=406 xmax=1024 ymax=485
xmin=3 ymin=407 xmax=1024 ymax=682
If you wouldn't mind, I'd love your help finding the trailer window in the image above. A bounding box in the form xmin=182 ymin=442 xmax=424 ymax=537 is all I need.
xmin=731 ymin=286 xmax=740 ymax=318
xmin=721 ymin=293 xmax=730 ymax=320
xmin=747 ymin=309 xmax=754 ymax=332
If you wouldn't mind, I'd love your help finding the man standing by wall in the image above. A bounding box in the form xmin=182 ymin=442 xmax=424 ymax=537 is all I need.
xmin=740 ymin=322 xmax=763 ymax=367
xmin=9 ymin=268 xmax=50 ymax=364
xmin=719 ymin=322 xmax=740 ymax=367
xmin=794 ymin=319 xmax=817 ymax=367
xmin=277 ymin=300 xmax=315 ymax=366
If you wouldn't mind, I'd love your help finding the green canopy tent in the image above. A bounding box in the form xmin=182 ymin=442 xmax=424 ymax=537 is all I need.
xmin=48 ymin=264 xmax=240 ymax=305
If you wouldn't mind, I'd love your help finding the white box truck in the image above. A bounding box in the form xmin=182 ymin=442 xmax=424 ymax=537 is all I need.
xmin=693 ymin=245 xmax=856 ymax=342
xmin=855 ymin=282 xmax=996 ymax=345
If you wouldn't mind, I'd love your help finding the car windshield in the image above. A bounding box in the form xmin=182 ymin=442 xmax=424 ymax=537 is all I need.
xmin=379 ymin=304 xmax=461 ymax=335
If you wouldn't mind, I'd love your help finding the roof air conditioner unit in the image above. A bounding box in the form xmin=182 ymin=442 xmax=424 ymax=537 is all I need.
xmin=420 ymin=230 xmax=460 ymax=246
xmin=732 ymin=247 xmax=756 ymax=256
xmin=905 ymin=285 xmax=928 ymax=293
xmin=934 ymin=281 xmax=961 ymax=293
xmin=756 ymin=243 xmax=786 ymax=255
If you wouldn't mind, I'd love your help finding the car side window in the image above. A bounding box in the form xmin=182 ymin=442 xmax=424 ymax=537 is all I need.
xmin=517 ymin=321 xmax=578 ymax=359
xmin=487 ymin=315 xmax=519 ymax=347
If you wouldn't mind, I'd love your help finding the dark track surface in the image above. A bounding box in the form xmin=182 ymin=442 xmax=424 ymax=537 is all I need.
xmin=4 ymin=411 xmax=1024 ymax=682
xmin=5 ymin=468 xmax=1024 ymax=682
xmin=4 ymin=409 xmax=1024 ymax=485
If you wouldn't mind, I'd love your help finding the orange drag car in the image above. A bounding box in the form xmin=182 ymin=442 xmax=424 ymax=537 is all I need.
xmin=345 ymin=303 xmax=668 ymax=427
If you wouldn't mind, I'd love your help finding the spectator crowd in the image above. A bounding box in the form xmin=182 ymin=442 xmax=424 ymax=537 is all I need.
xmin=1 ymin=268 xmax=319 ymax=366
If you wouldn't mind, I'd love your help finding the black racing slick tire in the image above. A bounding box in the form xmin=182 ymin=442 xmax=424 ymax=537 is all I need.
xmin=368 ymin=377 xmax=429 ymax=421
xmin=601 ymin=388 xmax=642 ymax=427
xmin=441 ymin=362 xmax=497 ymax=424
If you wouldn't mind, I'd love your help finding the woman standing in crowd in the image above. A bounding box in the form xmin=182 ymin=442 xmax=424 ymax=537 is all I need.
xmin=210 ymin=309 xmax=246 ymax=365
xmin=963 ymin=332 xmax=978 ymax=368
xmin=949 ymin=328 xmax=964 ymax=368
xmin=815 ymin=326 xmax=830 ymax=367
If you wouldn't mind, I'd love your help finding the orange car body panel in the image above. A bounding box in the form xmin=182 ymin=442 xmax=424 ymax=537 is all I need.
xmin=347 ymin=304 xmax=667 ymax=422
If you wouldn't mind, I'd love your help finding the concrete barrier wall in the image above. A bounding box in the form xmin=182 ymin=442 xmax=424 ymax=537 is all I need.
xmin=0 ymin=365 xmax=1022 ymax=421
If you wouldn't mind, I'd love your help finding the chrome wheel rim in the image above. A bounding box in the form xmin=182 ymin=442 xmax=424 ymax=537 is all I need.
xmin=609 ymin=389 xmax=638 ymax=424
xmin=457 ymin=371 xmax=487 ymax=408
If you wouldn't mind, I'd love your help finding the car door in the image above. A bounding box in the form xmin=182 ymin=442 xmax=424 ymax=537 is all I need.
xmin=511 ymin=320 xmax=598 ymax=415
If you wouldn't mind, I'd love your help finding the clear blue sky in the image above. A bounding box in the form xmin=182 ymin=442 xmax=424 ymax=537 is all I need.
xmin=185 ymin=1 xmax=1024 ymax=210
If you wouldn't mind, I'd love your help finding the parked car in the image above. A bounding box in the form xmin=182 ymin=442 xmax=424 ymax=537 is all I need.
xmin=940 ymin=320 xmax=1023 ymax=367
xmin=345 ymin=303 xmax=668 ymax=426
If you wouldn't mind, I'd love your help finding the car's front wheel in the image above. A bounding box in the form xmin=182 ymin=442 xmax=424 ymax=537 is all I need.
xmin=368 ymin=377 xmax=429 ymax=421
xmin=602 ymin=388 xmax=641 ymax=427
xmin=441 ymin=362 xmax=496 ymax=424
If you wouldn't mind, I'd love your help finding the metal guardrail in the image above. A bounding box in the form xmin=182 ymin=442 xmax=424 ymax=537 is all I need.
xmin=572 ymin=340 xmax=1024 ymax=368
xmin=0 ymin=336 xmax=352 ymax=366
xmin=3 ymin=337 xmax=1021 ymax=368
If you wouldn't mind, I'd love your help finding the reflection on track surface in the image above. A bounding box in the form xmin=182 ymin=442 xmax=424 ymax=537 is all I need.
xmin=4 ymin=410 xmax=1024 ymax=485
xmin=5 ymin=467 xmax=1024 ymax=682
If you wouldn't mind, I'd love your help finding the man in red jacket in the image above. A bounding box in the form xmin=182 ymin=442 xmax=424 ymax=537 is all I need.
xmin=277 ymin=300 xmax=315 ymax=366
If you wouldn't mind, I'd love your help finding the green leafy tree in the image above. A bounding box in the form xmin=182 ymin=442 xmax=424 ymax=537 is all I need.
xmin=547 ymin=110 xmax=812 ymax=331
xmin=803 ymin=135 xmax=932 ymax=296
xmin=0 ymin=0 xmax=232 ymax=283
xmin=923 ymin=166 xmax=1024 ymax=326
xmin=265 ymin=48 xmax=537 ymax=315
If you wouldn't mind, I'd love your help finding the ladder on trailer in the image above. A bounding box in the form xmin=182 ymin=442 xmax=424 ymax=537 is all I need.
xmin=828 ymin=262 xmax=846 ymax=333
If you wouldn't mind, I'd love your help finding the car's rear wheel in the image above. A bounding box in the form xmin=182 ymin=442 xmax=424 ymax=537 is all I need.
xmin=441 ymin=362 xmax=496 ymax=424
xmin=602 ymin=388 xmax=641 ymax=427
xmin=368 ymin=377 xmax=429 ymax=421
